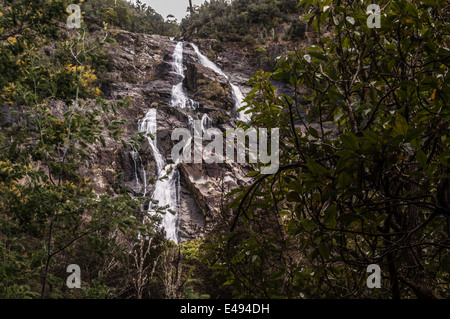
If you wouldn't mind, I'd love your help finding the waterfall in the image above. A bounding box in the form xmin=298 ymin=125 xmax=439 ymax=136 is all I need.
xmin=139 ymin=41 xmax=197 ymax=244
xmin=171 ymin=42 xmax=198 ymax=109
xmin=130 ymin=148 xmax=147 ymax=197
xmin=230 ymin=83 xmax=250 ymax=122
xmin=190 ymin=43 xmax=250 ymax=122
xmin=137 ymin=40 xmax=249 ymax=244
xmin=130 ymin=148 xmax=140 ymax=183
xmin=139 ymin=108 xmax=180 ymax=244
xmin=191 ymin=43 xmax=227 ymax=78
xmin=138 ymin=108 xmax=164 ymax=173
xmin=201 ymin=113 xmax=212 ymax=132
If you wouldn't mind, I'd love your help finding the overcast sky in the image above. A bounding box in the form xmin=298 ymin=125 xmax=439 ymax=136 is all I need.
xmin=140 ymin=0 xmax=209 ymax=22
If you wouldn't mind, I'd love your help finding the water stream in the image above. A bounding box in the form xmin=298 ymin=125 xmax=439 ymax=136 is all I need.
xmin=139 ymin=108 xmax=180 ymax=243
xmin=138 ymin=40 xmax=249 ymax=243
xmin=190 ymin=43 xmax=250 ymax=122
xmin=171 ymin=41 xmax=198 ymax=109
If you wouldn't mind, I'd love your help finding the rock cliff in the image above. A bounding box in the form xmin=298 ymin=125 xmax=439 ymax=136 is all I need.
xmin=81 ymin=30 xmax=257 ymax=242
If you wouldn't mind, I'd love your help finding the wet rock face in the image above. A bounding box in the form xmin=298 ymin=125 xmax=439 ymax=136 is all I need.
xmin=84 ymin=31 xmax=256 ymax=243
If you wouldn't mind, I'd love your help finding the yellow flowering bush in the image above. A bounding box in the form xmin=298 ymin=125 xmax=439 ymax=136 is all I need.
xmin=1 ymin=82 xmax=18 ymax=104
xmin=6 ymin=37 xmax=17 ymax=45
xmin=53 ymin=63 xmax=101 ymax=99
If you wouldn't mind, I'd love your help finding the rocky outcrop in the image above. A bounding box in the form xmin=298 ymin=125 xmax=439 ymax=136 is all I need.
xmin=81 ymin=30 xmax=256 ymax=242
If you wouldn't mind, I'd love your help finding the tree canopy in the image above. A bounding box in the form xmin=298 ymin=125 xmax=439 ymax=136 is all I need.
xmin=205 ymin=0 xmax=449 ymax=299
xmin=1 ymin=0 xmax=448 ymax=300
xmin=0 ymin=0 xmax=170 ymax=298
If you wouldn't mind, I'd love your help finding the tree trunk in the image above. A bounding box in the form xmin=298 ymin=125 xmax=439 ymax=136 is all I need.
xmin=189 ymin=0 xmax=194 ymax=15
xmin=403 ymin=204 xmax=437 ymax=299
xmin=381 ymin=214 xmax=400 ymax=299
xmin=41 ymin=216 xmax=55 ymax=299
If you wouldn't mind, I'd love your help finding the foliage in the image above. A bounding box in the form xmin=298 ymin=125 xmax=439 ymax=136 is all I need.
xmin=82 ymin=0 xmax=180 ymax=36
xmin=0 ymin=0 xmax=66 ymax=42
xmin=0 ymin=0 xmax=167 ymax=299
xmin=286 ymin=18 xmax=307 ymax=40
xmin=181 ymin=0 xmax=302 ymax=43
xmin=206 ymin=0 xmax=450 ymax=299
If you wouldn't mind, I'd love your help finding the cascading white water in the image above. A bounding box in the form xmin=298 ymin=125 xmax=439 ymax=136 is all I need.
xmin=230 ymin=84 xmax=249 ymax=122
xmin=171 ymin=42 xmax=198 ymax=109
xmin=139 ymin=109 xmax=164 ymax=172
xmin=191 ymin=43 xmax=227 ymax=78
xmin=138 ymin=41 xmax=248 ymax=244
xmin=201 ymin=113 xmax=212 ymax=132
xmin=139 ymin=41 xmax=198 ymax=243
xmin=130 ymin=148 xmax=148 ymax=196
xmin=190 ymin=43 xmax=250 ymax=122
xmin=130 ymin=148 xmax=140 ymax=183
xmin=139 ymin=108 xmax=180 ymax=244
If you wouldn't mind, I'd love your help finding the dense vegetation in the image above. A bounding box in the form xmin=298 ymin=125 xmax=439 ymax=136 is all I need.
xmin=204 ymin=0 xmax=450 ymax=299
xmin=83 ymin=0 xmax=180 ymax=36
xmin=1 ymin=0 xmax=449 ymax=300
xmin=181 ymin=0 xmax=306 ymax=44
xmin=0 ymin=0 xmax=190 ymax=299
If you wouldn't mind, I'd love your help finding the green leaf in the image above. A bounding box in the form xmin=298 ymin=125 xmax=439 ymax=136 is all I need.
xmin=416 ymin=149 xmax=427 ymax=168
xmin=302 ymin=219 xmax=317 ymax=231
xmin=309 ymin=127 xmax=319 ymax=138
xmin=246 ymin=171 xmax=260 ymax=177
xmin=287 ymin=191 xmax=301 ymax=202
xmin=394 ymin=113 xmax=409 ymax=136
xmin=337 ymin=171 xmax=352 ymax=187
xmin=340 ymin=133 xmax=359 ymax=150
xmin=324 ymin=205 xmax=337 ymax=228
xmin=306 ymin=158 xmax=329 ymax=177
xmin=308 ymin=51 xmax=327 ymax=61
xmin=105 ymin=37 xmax=116 ymax=44
xmin=318 ymin=243 xmax=330 ymax=260
xmin=301 ymin=13 xmax=315 ymax=21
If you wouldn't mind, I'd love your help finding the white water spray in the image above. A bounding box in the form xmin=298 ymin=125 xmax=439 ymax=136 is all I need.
xmin=138 ymin=41 xmax=249 ymax=244
xmin=201 ymin=113 xmax=212 ymax=132
xmin=171 ymin=42 xmax=198 ymax=109
xmin=190 ymin=43 xmax=250 ymax=121
xmin=139 ymin=108 xmax=180 ymax=244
